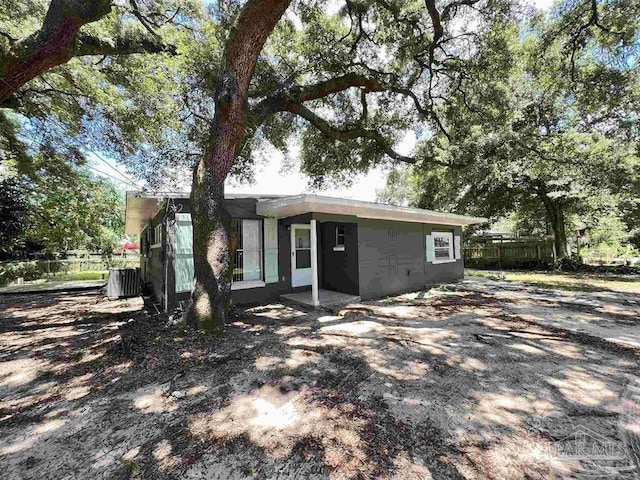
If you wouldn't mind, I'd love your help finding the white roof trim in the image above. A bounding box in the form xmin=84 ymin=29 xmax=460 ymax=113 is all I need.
xmin=255 ymin=194 xmax=487 ymax=226
xmin=125 ymin=191 xmax=287 ymax=200
xmin=124 ymin=191 xmax=288 ymax=234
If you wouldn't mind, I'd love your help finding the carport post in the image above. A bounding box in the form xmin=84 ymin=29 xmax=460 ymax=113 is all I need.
xmin=310 ymin=219 xmax=319 ymax=307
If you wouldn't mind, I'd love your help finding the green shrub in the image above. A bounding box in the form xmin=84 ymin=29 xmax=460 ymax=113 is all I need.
xmin=0 ymin=261 xmax=48 ymax=286
xmin=0 ymin=258 xmax=137 ymax=286
xmin=464 ymin=257 xmax=554 ymax=270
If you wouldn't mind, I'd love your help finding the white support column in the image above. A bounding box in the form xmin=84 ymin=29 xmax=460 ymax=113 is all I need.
xmin=310 ymin=219 xmax=319 ymax=307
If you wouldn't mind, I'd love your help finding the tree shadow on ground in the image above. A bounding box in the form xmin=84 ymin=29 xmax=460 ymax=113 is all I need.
xmin=1 ymin=285 xmax=638 ymax=479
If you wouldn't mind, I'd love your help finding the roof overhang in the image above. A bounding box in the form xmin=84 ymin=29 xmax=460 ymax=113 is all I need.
xmin=124 ymin=191 xmax=289 ymax=235
xmin=255 ymin=194 xmax=487 ymax=226
xmin=125 ymin=191 xmax=189 ymax=235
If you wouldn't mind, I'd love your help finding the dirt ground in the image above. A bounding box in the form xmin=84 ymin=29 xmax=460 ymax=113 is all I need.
xmin=1 ymin=279 xmax=638 ymax=479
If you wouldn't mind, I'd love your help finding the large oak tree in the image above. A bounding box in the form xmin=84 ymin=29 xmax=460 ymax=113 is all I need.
xmin=183 ymin=0 xmax=519 ymax=329
xmin=377 ymin=8 xmax=640 ymax=259
xmin=183 ymin=0 xmax=639 ymax=328
xmin=2 ymin=0 xmax=637 ymax=330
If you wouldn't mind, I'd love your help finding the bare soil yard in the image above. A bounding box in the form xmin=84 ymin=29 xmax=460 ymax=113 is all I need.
xmin=1 ymin=278 xmax=638 ymax=479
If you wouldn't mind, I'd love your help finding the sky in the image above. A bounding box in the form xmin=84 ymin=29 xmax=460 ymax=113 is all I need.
xmin=231 ymin=0 xmax=556 ymax=201
xmin=93 ymin=0 xmax=556 ymax=201
xmin=226 ymin=131 xmax=416 ymax=201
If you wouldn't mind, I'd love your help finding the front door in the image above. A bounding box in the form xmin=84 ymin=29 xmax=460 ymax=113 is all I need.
xmin=291 ymin=224 xmax=312 ymax=287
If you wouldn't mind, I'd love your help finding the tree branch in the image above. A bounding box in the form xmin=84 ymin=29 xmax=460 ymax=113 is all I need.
xmin=0 ymin=0 xmax=176 ymax=104
xmin=128 ymin=0 xmax=163 ymax=41
xmin=292 ymin=73 xmax=386 ymax=102
xmin=74 ymin=32 xmax=176 ymax=57
xmin=441 ymin=0 xmax=481 ymax=21
xmin=0 ymin=31 xmax=16 ymax=43
xmin=0 ymin=0 xmax=111 ymax=102
xmin=251 ymin=71 xmax=451 ymax=142
xmin=284 ymin=101 xmax=419 ymax=164
xmin=359 ymin=89 xmax=368 ymax=123
xmin=567 ymin=0 xmax=620 ymax=80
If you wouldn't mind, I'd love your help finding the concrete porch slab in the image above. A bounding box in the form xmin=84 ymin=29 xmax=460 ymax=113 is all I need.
xmin=281 ymin=289 xmax=361 ymax=308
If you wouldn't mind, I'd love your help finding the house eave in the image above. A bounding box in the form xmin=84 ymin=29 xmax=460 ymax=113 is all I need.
xmin=255 ymin=194 xmax=487 ymax=226
xmin=124 ymin=191 xmax=289 ymax=234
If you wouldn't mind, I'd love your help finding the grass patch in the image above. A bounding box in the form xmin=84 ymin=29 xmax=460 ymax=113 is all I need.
xmin=123 ymin=459 xmax=137 ymax=476
xmin=172 ymin=319 xmax=186 ymax=339
xmin=465 ymin=269 xmax=640 ymax=293
xmin=71 ymin=350 xmax=84 ymax=361
xmin=46 ymin=271 xmax=108 ymax=282
xmin=38 ymin=369 xmax=56 ymax=378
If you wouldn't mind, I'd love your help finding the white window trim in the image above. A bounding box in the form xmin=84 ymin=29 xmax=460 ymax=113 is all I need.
xmin=231 ymin=280 xmax=266 ymax=290
xmin=432 ymin=231 xmax=455 ymax=263
xmin=151 ymin=224 xmax=162 ymax=249
xmin=232 ymin=218 xmax=264 ymax=284
xmin=335 ymin=226 xmax=345 ymax=246
xmin=333 ymin=225 xmax=346 ymax=252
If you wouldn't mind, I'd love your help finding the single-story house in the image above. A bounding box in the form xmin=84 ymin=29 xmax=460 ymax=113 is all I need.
xmin=124 ymin=192 xmax=486 ymax=310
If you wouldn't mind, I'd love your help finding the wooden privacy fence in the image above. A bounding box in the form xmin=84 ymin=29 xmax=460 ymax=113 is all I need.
xmin=463 ymin=238 xmax=555 ymax=269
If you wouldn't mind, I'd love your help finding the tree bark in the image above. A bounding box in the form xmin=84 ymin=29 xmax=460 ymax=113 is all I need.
xmin=184 ymin=0 xmax=291 ymax=330
xmin=552 ymin=207 xmax=568 ymax=260
xmin=0 ymin=0 xmax=111 ymax=103
xmin=186 ymin=167 xmax=234 ymax=331
xmin=541 ymin=196 xmax=568 ymax=260
xmin=0 ymin=0 xmax=173 ymax=105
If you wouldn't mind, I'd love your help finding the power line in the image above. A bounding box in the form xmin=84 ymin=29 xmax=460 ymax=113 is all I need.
xmin=84 ymin=164 xmax=141 ymax=189
xmin=87 ymin=148 xmax=138 ymax=185
xmin=15 ymin=131 xmax=144 ymax=189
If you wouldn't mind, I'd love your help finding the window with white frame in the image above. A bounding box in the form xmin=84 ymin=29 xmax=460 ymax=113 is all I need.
xmin=151 ymin=224 xmax=162 ymax=248
xmin=432 ymin=231 xmax=454 ymax=262
xmin=336 ymin=225 xmax=345 ymax=246
xmin=233 ymin=219 xmax=263 ymax=284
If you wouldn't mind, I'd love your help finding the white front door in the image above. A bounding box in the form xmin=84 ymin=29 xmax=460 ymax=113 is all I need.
xmin=291 ymin=224 xmax=312 ymax=287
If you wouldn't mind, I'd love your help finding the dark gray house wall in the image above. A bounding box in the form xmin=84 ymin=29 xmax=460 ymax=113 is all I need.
xmin=357 ymin=219 xmax=463 ymax=300
xmin=140 ymin=196 xmax=465 ymax=309
xmin=226 ymin=197 xmax=264 ymax=219
xmin=141 ymin=204 xmax=167 ymax=308
xmin=320 ymin=221 xmax=359 ymax=295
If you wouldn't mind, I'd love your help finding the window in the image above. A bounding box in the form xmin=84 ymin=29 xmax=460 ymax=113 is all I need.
xmin=151 ymin=224 xmax=162 ymax=248
xmin=335 ymin=225 xmax=345 ymax=246
xmin=175 ymin=213 xmax=194 ymax=293
xmin=432 ymin=231 xmax=454 ymax=262
xmin=334 ymin=225 xmax=345 ymax=251
xmin=233 ymin=219 xmax=263 ymax=284
xmin=294 ymin=227 xmax=311 ymax=267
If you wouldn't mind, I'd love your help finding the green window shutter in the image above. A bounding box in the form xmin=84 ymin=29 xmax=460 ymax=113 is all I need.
xmin=426 ymin=234 xmax=435 ymax=262
xmin=263 ymin=217 xmax=279 ymax=283
xmin=175 ymin=213 xmax=194 ymax=293
xmin=454 ymin=235 xmax=461 ymax=259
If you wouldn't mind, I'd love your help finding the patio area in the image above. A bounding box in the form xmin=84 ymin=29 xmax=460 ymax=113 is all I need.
xmin=280 ymin=288 xmax=360 ymax=307
xmin=1 ymin=276 xmax=639 ymax=479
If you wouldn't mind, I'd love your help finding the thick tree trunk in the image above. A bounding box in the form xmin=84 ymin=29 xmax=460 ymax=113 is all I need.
xmin=541 ymin=196 xmax=568 ymax=260
xmin=184 ymin=0 xmax=291 ymax=330
xmin=552 ymin=207 xmax=568 ymax=259
xmin=185 ymin=164 xmax=234 ymax=331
